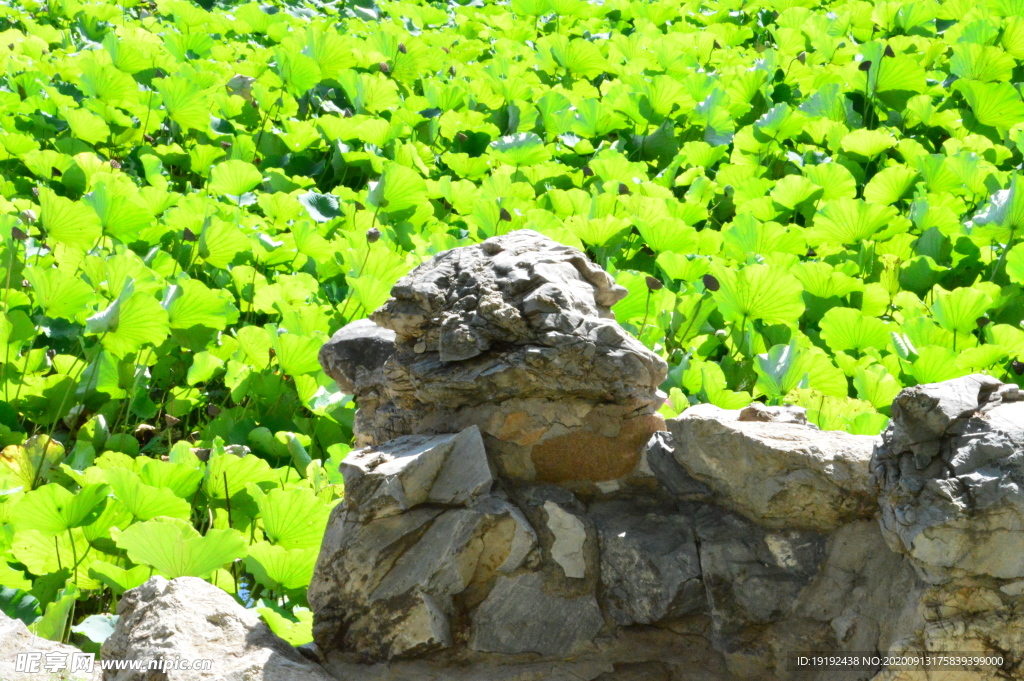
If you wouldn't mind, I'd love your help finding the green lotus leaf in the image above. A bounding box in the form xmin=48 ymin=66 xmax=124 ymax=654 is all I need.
xmin=840 ymin=129 xmax=896 ymax=160
xmin=105 ymin=467 xmax=191 ymax=521
xmin=246 ymin=484 xmax=330 ymax=550
xmin=950 ymin=43 xmax=1015 ymax=83
xmin=810 ymin=198 xmax=900 ymax=246
xmin=208 ymin=160 xmax=264 ymax=198
xmin=39 ymin=188 xmax=102 ymax=252
xmin=23 ymin=268 xmax=96 ymax=322
xmin=1007 ymin=242 xmax=1024 ymax=285
xmin=299 ymin=192 xmax=344 ymax=223
xmin=29 ymin=583 xmax=78 ymax=642
xmin=930 ymin=286 xmax=993 ymax=336
xmin=819 ymin=307 xmax=892 ymax=354
xmin=113 ymin=517 xmax=247 ymax=579
xmin=11 ymin=483 xmax=109 ymax=535
xmin=258 ymin=607 xmax=313 ymax=646
xmin=164 ymin=278 xmax=239 ymax=331
xmin=244 ymin=541 xmax=317 ymax=591
xmin=863 ymin=165 xmax=919 ymax=205
xmin=204 ymin=446 xmax=277 ymax=500
xmin=488 ymin=133 xmax=551 ymax=167
xmin=88 ymin=561 xmax=150 ymax=595
xmin=956 ymin=80 xmax=1024 ymax=129
xmin=154 ymin=77 xmax=210 ymax=132
xmin=0 ymin=436 xmax=65 ymax=491
xmin=853 ymin=364 xmax=903 ymax=412
xmin=366 ymin=162 xmax=427 ymax=213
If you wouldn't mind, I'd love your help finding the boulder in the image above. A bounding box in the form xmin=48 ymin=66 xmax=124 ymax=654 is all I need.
xmin=0 ymin=612 xmax=100 ymax=680
xmin=873 ymin=376 xmax=1024 ymax=582
xmin=101 ymin=576 xmax=334 ymax=681
xmin=309 ymin=496 xmax=537 ymax=659
xmin=340 ymin=426 xmax=493 ymax=520
xmin=667 ymin=404 xmax=877 ymax=532
xmin=309 ymin=234 xmax=1024 ymax=680
xmin=589 ymin=497 xmax=704 ymax=626
xmin=322 ymin=230 xmax=668 ymax=483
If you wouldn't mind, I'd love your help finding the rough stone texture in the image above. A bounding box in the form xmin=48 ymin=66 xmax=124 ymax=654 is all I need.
xmin=668 ymin=403 xmax=878 ymax=532
xmin=309 ymin=495 xmax=536 ymax=660
xmin=642 ymin=430 xmax=714 ymax=499
xmin=589 ymin=497 xmax=704 ymax=626
xmin=695 ymin=504 xmax=827 ymax=639
xmin=544 ymin=500 xmax=587 ymax=579
xmin=469 ymin=571 xmax=605 ymax=656
xmin=302 ymin=230 xmax=1024 ymax=680
xmin=319 ymin=318 xmax=397 ymax=447
xmin=102 ymin=576 xmax=335 ymax=681
xmin=324 ymin=626 xmax=742 ymax=681
xmin=328 ymin=230 xmax=669 ymax=484
xmin=0 ymin=612 xmax=101 ymax=680
xmin=873 ymin=374 xmax=1024 ymax=582
xmin=340 ymin=426 xmax=493 ymax=520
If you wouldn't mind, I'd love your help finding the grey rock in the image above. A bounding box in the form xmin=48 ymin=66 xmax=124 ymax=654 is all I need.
xmin=874 ymin=376 xmax=1024 ymax=582
xmin=668 ymin=408 xmax=877 ymax=532
xmin=0 ymin=612 xmax=100 ymax=680
xmin=340 ymin=426 xmax=493 ymax=520
xmin=644 ymin=431 xmax=713 ymax=499
xmin=469 ymin=571 xmax=605 ymax=656
xmin=323 ymin=626 xmax=740 ymax=681
xmin=694 ymin=505 xmax=826 ymax=639
xmin=883 ymin=373 xmax=1005 ymax=465
xmin=327 ymin=230 xmax=668 ymax=483
xmin=318 ymin=318 xmax=396 ymax=395
xmin=102 ymin=576 xmax=333 ymax=681
xmin=794 ymin=520 xmax=923 ymax=660
xmin=590 ymin=498 xmax=704 ymax=626
xmin=310 ymin=496 xmax=536 ymax=660
xmin=319 ymin=319 xmax=400 ymax=447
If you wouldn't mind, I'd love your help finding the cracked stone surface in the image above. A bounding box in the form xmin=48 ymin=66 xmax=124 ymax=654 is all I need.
xmin=873 ymin=374 xmax=1024 ymax=582
xmin=301 ymin=232 xmax=1024 ymax=679
xmin=667 ymin=403 xmax=878 ymax=532
xmin=339 ymin=426 xmax=493 ymax=520
xmin=323 ymin=230 xmax=668 ymax=484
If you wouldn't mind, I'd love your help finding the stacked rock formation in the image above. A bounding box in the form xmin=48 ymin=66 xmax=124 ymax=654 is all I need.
xmin=317 ymin=229 xmax=669 ymax=485
xmin=96 ymin=230 xmax=1024 ymax=681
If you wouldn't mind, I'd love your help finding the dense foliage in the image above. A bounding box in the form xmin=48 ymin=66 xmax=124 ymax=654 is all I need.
xmin=3 ymin=0 xmax=1024 ymax=652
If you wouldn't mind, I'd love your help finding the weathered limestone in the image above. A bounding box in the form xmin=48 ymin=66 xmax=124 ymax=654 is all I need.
xmin=309 ymin=495 xmax=537 ymax=660
xmin=0 ymin=612 xmax=101 ymax=680
xmin=339 ymin=426 xmax=493 ymax=520
xmin=589 ymin=497 xmax=703 ymax=626
xmin=300 ymin=231 xmax=1024 ymax=679
xmin=322 ymin=230 xmax=669 ymax=484
xmin=667 ymin=403 xmax=878 ymax=532
xmin=873 ymin=373 xmax=1024 ymax=583
xmin=469 ymin=571 xmax=604 ymax=656
xmin=319 ymin=318 xmax=398 ymax=448
xmin=101 ymin=576 xmax=334 ymax=681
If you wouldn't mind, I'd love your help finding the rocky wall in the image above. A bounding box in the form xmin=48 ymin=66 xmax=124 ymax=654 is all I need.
xmin=89 ymin=231 xmax=1024 ymax=681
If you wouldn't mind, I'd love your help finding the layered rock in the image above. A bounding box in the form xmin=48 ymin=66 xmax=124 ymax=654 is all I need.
xmin=319 ymin=230 xmax=669 ymax=484
xmin=873 ymin=374 xmax=1024 ymax=582
xmin=309 ymin=232 xmax=1024 ymax=679
xmin=308 ymin=424 xmax=538 ymax=659
xmin=667 ymin=403 xmax=878 ymax=532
